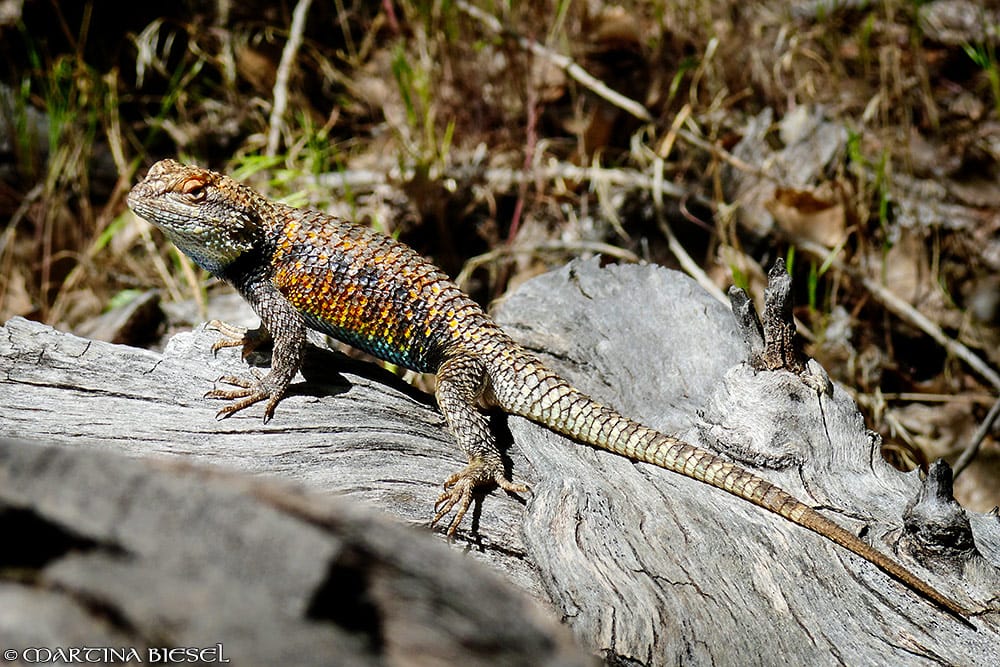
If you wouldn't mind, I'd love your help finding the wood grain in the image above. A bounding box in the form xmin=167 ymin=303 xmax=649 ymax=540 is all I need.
xmin=1 ymin=260 xmax=997 ymax=664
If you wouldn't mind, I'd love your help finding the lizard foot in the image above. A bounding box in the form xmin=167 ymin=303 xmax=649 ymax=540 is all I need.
xmin=207 ymin=320 xmax=271 ymax=360
xmin=205 ymin=373 xmax=284 ymax=422
xmin=431 ymin=459 xmax=529 ymax=536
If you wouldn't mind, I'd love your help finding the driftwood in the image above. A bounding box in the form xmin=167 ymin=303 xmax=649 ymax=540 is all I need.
xmin=1 ymin=259 xmax=998 ymax=665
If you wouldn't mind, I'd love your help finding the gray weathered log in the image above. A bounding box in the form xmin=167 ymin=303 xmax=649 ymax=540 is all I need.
xmin=0 ymin=437 xmax=588 ymax=667
xmin=1 ymin=259 xmax=998 ymax=665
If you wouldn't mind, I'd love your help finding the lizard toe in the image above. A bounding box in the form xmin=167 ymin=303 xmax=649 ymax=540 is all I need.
xmin=205 ymin=373 xmax=280 ymax=420
xmin=495 ymin=474 xmax=529 ymax=495
xmin=208 ymin=321 xmax=271 ymax=360
xmin=432 ymin=478 xmax=474 ymax=536
xmin=208 ymin=320 xmax=247 ymax=354
xmin=431 ymin=459 xmax=526 ymax=535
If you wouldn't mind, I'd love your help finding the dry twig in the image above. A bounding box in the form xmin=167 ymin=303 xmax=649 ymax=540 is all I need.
xmin=313 ymin=161 xmax=697 ymax=203
xmin=952 ymin=395 xmax=1000 ymax=477
xmin=794 ymin=238 xmax=1000 ymax=391
xmin=455 ymin=240 xmax=640 ymax=290
xmin=266 ymin=0 xmax=313 ymax=157
xmin=455 ymin=1 xmax=653 ymax=122
xmin=650 ymin=157 xmax=727 ymax=304
xmin=794 ymin=237 xmax=1000 ymax=477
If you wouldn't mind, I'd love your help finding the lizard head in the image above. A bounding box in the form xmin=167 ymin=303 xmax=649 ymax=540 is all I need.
xmin=127 ymin=159 xmax=268 ymax=276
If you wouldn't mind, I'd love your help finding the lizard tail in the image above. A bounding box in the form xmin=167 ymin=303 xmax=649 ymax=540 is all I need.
xmin=639 ymin=434 xmax=971 ymax=620
xmin=495 ymin=361 xmax=970 ymax=620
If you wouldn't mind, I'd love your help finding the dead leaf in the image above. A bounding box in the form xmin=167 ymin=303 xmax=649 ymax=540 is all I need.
xmin=235 ymin=46 xmax=277 ymax=94
xmin=765 ymin=183 xmax=848 ymax=248
xmin=953 ymin=444 xmax=1000 ymax=512
xmin=589 ymin=6 xmax=642 ymax=48
xmin=0 ymin=267 xmax=35 ymax=321
xmin=878 ymin=229 xmax=960 ymax=337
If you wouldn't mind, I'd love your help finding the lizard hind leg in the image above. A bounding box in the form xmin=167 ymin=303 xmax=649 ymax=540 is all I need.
xmin=431 ymin=354 xmax=528 ymax=535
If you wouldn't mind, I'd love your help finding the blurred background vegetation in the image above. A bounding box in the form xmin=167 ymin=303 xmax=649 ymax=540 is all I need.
xmin=1 ymin=0 xmax=998 ymax=508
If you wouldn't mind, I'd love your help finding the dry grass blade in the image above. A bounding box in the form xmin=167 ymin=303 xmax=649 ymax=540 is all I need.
xmin=679 ymin=128 xmax=771 ymax=180
xmin=650 ymin=157 xmax=727 ymax=304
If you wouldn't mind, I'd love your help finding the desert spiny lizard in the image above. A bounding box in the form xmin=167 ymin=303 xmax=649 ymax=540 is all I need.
xmin=127 ymin=159 xmax=970 ymax=620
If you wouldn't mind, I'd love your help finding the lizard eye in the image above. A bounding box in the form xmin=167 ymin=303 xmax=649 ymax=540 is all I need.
xmin=181 ymin=177 xmax=207 ymax=202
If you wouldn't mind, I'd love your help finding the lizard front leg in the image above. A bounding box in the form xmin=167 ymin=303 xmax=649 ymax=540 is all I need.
xmin=206 ymin=283 xmax=306 ymax=423
xmin=432 ymin=354 xmax=528 ymax=535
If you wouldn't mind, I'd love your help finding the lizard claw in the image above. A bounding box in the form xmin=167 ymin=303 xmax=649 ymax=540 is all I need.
xmin=433 ymin=474 xmax=475 ymax=535
xmin=207 ymin=320 xmax=271 ymax=360
xmin=205 ymin=373 xmax=283 ymax=422
xmin=431 ymin=459 xmax=529 ymax=536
